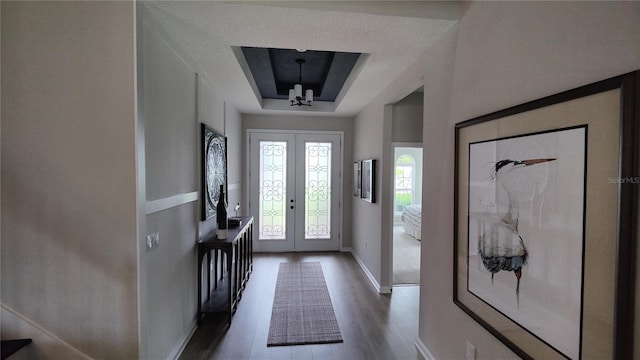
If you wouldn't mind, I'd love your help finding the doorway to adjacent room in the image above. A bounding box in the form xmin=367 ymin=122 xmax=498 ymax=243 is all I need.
xmin=392 ymin=145 xmax=423 ymax=285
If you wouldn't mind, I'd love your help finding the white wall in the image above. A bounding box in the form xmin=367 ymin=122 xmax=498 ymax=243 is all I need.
xmin=352 ymin=41 xmax=433 ymax=292
xmin=1 ymin=2 xmax=138 ymax=359
xmin=138 ymin=13 xmax=199 ymax=360
xmin=392 ymin=92 xmax=423 ymax=143
xmin=138 ymin=5 xmax=244 ymax=358
xmin=352 ymin=104 xmax=385 ymax=287
xmin=225 ymin=104 xmax=243 ymax=214
xmin=418 ymin=24 xmax=507 ymax=360
xmin=419 ymin=2 xmax=640 ymax=359
xmin=1 ymin=3 xmax=248 ymax=359
xmin=194 ymin=74 xmax=226 ymax=240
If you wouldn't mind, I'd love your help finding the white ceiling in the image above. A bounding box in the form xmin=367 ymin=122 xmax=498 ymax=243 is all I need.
xmin=142 ymin=1 xmax=459 ymax=117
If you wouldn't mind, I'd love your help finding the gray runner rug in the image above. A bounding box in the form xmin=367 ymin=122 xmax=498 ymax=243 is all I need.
xmin=267 ymin=262 xmax=343 ymax=346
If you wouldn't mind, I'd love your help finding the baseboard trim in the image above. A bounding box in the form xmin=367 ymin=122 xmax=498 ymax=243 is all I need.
xmin=170 ymin=321 xmax=197 ymax=360
xmin=415 ymin=338 xmax=436 ymax=360
xmin=340 ymin=246 xmax=352 ymax=252
xmin=349 ymin=249 xmax=390 ymax=294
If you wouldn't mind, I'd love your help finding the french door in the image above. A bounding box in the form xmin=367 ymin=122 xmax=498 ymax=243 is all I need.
xmin=248 ymin=131 xmax=342 ymax=252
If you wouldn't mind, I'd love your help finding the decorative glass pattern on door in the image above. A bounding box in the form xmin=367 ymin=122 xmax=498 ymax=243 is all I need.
xmin=259 ymin=141 xmax=287 ymax=240
xmin=305 ymin=142 xmax=331 ymax=239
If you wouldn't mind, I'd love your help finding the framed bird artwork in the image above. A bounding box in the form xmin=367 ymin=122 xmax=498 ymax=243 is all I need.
xmin=454 ymin=70 xmax=639 ymax=360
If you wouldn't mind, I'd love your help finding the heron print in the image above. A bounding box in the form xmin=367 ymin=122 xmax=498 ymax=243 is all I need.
xmin=466 ymin=126 xmax=586 ymax=359
xmin=479 ymin=157 xmax=555 ymax=303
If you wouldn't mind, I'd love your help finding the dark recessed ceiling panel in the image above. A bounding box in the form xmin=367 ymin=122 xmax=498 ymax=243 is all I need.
xmin=241 ymin=47 xmax=360 ymax=102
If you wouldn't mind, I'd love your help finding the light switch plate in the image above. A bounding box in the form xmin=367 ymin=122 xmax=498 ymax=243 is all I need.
xmin=146 ymin=232 xmax=159 ymax=251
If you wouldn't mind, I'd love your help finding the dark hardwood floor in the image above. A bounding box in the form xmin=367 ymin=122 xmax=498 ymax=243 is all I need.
xmin=180 ymin=252 xmax=420 ymax=360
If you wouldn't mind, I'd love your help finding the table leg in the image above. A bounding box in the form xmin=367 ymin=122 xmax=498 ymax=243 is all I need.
xmin=247 ymin=224 xmax=252 ymax=275
xmin=226 ymin=248 xmax=233 ymax=326
xmin=220 ymin=251 xmax=224 ymax=281
xmin=207 ymin=251 xmax=211 ymax=301
xmin=235 ymin=243 xmax=240 ymax=305
xmin=214 ymin=250 xmax=218 ymax=289
xmin=238 ymin=234 xmax=243 ymax=284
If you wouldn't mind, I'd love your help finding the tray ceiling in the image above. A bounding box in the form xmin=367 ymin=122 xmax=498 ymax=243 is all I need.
xmin=141 ymin=1 xmax=459 ymax=116
xmin=241 ymin=47 xmax=361 ymax=102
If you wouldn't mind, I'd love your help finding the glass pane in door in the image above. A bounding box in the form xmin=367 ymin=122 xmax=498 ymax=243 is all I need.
xmin=259 ymin=141 xmax=287 ymax=240
xmin=305 ymin=142 xmax=331 ymax=239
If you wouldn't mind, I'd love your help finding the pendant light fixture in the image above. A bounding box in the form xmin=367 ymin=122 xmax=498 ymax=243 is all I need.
xmin=289 ymin=59 xmax=313 ymax=106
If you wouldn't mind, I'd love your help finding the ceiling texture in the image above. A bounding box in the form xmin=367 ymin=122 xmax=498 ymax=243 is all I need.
xmin=141 ymin=1 xmax=459 ymax=117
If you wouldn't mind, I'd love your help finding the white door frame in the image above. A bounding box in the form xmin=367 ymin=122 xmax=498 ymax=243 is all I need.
xmin=246 ymin=129 xmax=344 ymax=252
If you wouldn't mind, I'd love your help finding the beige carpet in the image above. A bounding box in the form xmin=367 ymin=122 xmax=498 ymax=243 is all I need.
xmin=393 ymin=226 xmax=421 ymax=284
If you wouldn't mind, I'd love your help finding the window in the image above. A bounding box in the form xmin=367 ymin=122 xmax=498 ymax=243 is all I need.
xmin=395 ymin=154 xmax=415 ymax=213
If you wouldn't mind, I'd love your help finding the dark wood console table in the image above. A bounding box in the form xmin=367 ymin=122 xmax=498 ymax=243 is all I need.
xmin=197 ymin=216 xmax=253 ymax=325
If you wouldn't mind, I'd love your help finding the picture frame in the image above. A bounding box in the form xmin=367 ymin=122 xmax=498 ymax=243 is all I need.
xmin=201 ymin=123 xmax=228 ymax=221
xmin=361 ymin=159 xmax=376 ymax=203
xmin=454 ymin=71 xmax=638 ymax=360
xmin=353 ymin=161 xmax=362 ymax=197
